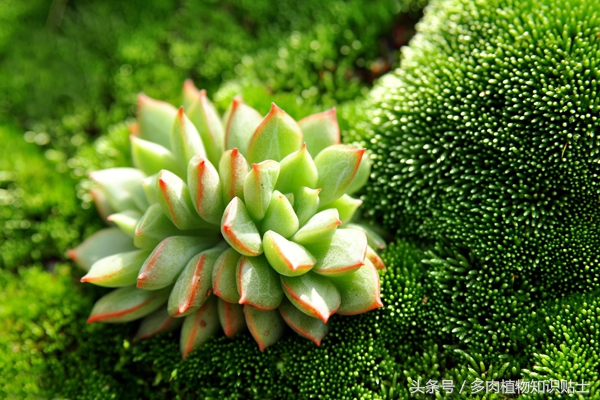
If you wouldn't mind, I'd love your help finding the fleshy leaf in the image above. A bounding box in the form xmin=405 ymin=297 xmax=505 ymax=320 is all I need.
xmin=243 ymin=305 xmax=285 ymax=351
xmin=330 ymin=258 xmax=383 ymax=315
xmin=314 ymin=145 xmax=365 ymax=206
xmin=133 ymin=203 xmax=180 ymax=249
xmin=261 ymin=190 xmax=299 ymax=239
xmin=89 ymin=168 xmax=147 ymax=213
xmin=141 ymin=174 xmax=159 ymax=205
xmin=221 ymin=197 xmax=262 ymax=256
xmin=137 ymin=93 xmax=178 ymax=150
xmin=219 ymin=148 xmax=250 ymax=203
xmin=135 ymin=306 xmax=183 ymax=340
xmin=67 ymin=227 xmax=136 ymax=272
xmin=224 ymin=97 xmax=263 ymax=156
xmin=347 ymin=223 xmax=387 ymax=250
xmin=279 ymin=297 xmax=328 ymax=345
xmin=366 ymin=246 xmax=386 ymax=271
xmin=137 ymin=236 xmax=218 ymax=290
xmin=293 ymin=187 xmax=321 ymax=226
xmin=311 ymin=229 xmax=367 ymax=277
xmin=87 ymin=286 xmax=170 ymax=323
xmin=182 ymin=79 xmax=200 ymax=111
xmin=130 ymin=135 xmax=184 ymax=178
xmin=188 ymin=156 xmax=223 ymax=225
xmin=90 ymin=187 xmax=115 ymax=222
xmin=171 ymin=107 xmax=207 ymax=173
xmin=263 ymin=230 xmax=315 ymax=277
xmin=243 ymin=160 xmax=280 ymax=221
xmin=275 ymin=143 xmax=318 ymax=194
xmin=345 ymin=152 xmax=372 ymax=195
xmin=217 ymin=299 xmax=246 ymax=338
xmin=298 ymin=108 xmax=340 ymax=157
xmin=320 ymin=194 xmax=362 ymax=225
xmin=246 ymin=103 xmax=303 ymax=164
xmin=280 ymin=272 xmax=340 ymax=323
xmin=212 ymin=248 xmax=242 ymax=303
xmin=107 ymin=210 xmax=142 ymax=239
xmin=168 ymin=246 xmax=225 ymax=317
xmin=291 ymin=209 xmax=341 ymax=246
xmin=237 ymin=255 xmax=283 ymax=310
xmin=180 ymin=296 xmax=219 ymax=359
xmin=82 ymin=249 xmax=151 ymax=287
xmin=187 ymin=90 xmax=225 ymax=166
xmin=157 ymin=169 xmax=211 ymax=230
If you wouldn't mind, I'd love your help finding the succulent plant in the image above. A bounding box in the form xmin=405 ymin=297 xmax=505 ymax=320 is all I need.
xmin=68 ymin=80 xmax=386 ymax=357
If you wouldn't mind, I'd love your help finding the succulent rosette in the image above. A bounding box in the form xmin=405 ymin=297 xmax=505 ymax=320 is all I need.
xmin=68 ymin=80 xmax=386 ymax=358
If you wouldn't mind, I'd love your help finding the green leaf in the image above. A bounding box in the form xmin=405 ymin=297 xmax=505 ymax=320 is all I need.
xmin=263 ymin=230 xmax=315 ymax=277
xmin=87 ymin=286 xmax=170 ymax=323
xmin=243 ymin=305 xmax=286 ymax=351
xmin=279 ymin=297 xmax=328 ymax=345
xmin=298 ymin=108 xmax=340 ymax=157
xmin=346 ymin=223 xmax=387 ymax=250
xmin=221 ymin=197 xmax=263 ymax=256
xmin=243 ymin=160 xmax=280 ymax=221
xmin=311 ymin=229 xmax=368 ymax=277
xmin=107 ymin=210 xmax=142 ymax=239
xmin=246 ymin=103 xmax=303 ymax=164
xmin=141 ymin=174 xmax=159 ymax=205
xmin=188 ymin=156 xmax=223 ymax=225
xmin=133 ymin=203 xmax=179 ymax=249
xmin=293 ymin=187 xmax=321 ymax=226
xmin=366 ymin=246 xmax=386 ymax=271
xmin=137 ymin=236 xmax=218 ymax=290
xmin=291 ymin=209 xmax=341 ymax=246
xmin=180 ymin=296 xmax=219 ymax=359
xmin=187 ymin=89 xmax=225 ymax=167
xmin=170 ymin=107 xmax=207 ymax=172
xmin=67 ymin=227 xmax=137 ymax=272
xmin=130 ymin=135 xmax=184 ymax=178
xmin=275 ymin=143 xmax=318 ymax=194
xmin=217 ymin=299 xmax=246 ymax=338
xmin=280 ymin=272 xmax=340 ymax=322
xmin=89 ymin=168 xmax=147 ymax=213
xmin=237 ymin=255 xmax=283 ymax=310
xmin=223 ymin=97 xmax=263 ymax=156
xmin=320 ymin=194 xmax=362 ymax=225
xmin=82 ymin=249 xmax=151 ymax=288
xmin=182 ymin=79 xmax=200 ymax=111
xmin=168 ymin=245 xmax=225 ymax=317
xmin=212 ymin=248 xmax=242 ymax=303
xmin=90 ymin=187 xmax=116 ymax=222
xmin=135 ymin=306 xmax=183 ymax=340
xmin=219 ymin=148 xmax=250 ymax=203
xmin=157 ymin=169 xmax=211 ymax=230
xmin=314 ymin=144 xmax=365 ymax=206
xmin=261 ymin=190 xmax=299 ymax=239
xmin=330 ymin=258 xmax=382 ymax=315
xmin=137 ymin=93 xmax=178 ymax=150
xmin=345 ymin=152 xmax=372 ymax=195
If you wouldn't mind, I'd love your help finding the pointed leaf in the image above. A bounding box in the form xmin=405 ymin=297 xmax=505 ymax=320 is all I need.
xmin=346 ymin=223 xmax=387 ymax=250
xmin=279 ymin=297 xmax=328 ymax=345
xmin=247 ymin=103 xmax=303 ymax=163
xmin=137 ymin=236 xmax=219 ymax=290
xmin=168 ymin=245 xmax=226 ymax=317
xmin=82 ymin=249 xmax=151 ymax=287
xmin=180 ymin=296 xmax=219 ymax=359
xmin=87 ymin=286 xmax=170 ymax=323
xmin=135 ymin=306 xmax=183 ymax=339
xmin=131 ymin=135 xmax=184 ymax=178
xmin=320 ymin=194 xmax=362 ymax=225
xmin=187 ymin=90 xmax=225 ymax=166
xmin=221 ymin=197 xmax=262 ymax=256
xmin=275 ymin=143 xmax=318 ymax=194
xmin=291 ymin=209 xmax=341 ymax=246
xmin=224 ymin=97 xmax=263 ymax=156
xmin=298 ymin=108 xmax=340 ymax=157
xmin=244 ymin=305 xmax=285 ymax=351
xmin=311 ymin=229 xmax=367 ymax=277
xmin=293 ymin=187 xmax=321 ymax=226
xmin=237 ymin=255 xmax=283 ymax=310
xmin=90 ymin=187 xmax=115 ymax=223
xmin=345 ymin=152 xmax=372 ymax=195
xmin=219 ymin=148 xmax=250 ymax=203
xmin=330 ymin=258 xmax=382 ymax=315
xmin=243 ymin=160 xmax=280 ymax=221
xmin=366 ymin=246 xmax=386 ymax=271
xmin=314 ymin=145 xmax=365 ymax=206
xmin=218 ymin=299 xmax=246 ymax=338
xmin=89 ymin=168 xmax=147 ymax=213
xmin=141 ymin=174 xmax=159 ymax=205
xmin=67 ymin=227 xmax=136 ymax=272
xmin=261 ymin=190 xmax=299 ymax=238
xmin=263 ymin=230 xmax=315 ymax=277
xmin=212 ymin=248 xmax=242 ymax=303
xmin=137 ymin=93 xmax=178 ymax=149
xmin=280 ymin=272 xmax=340 ymax=323
xmin=107 ymin=210 xmax=142 ymax=239
xmin=133 ymin=203 xmax=180 ymax=249
xmin=171 ymin=107 xmax=207 ymax=172
xmin=188 ymin=156 xmax=223 ymax=225
xmin=182 ymin=79 xmax=200 ymax=111
xmin=157 ymin=169 xmax=211 ymax=230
